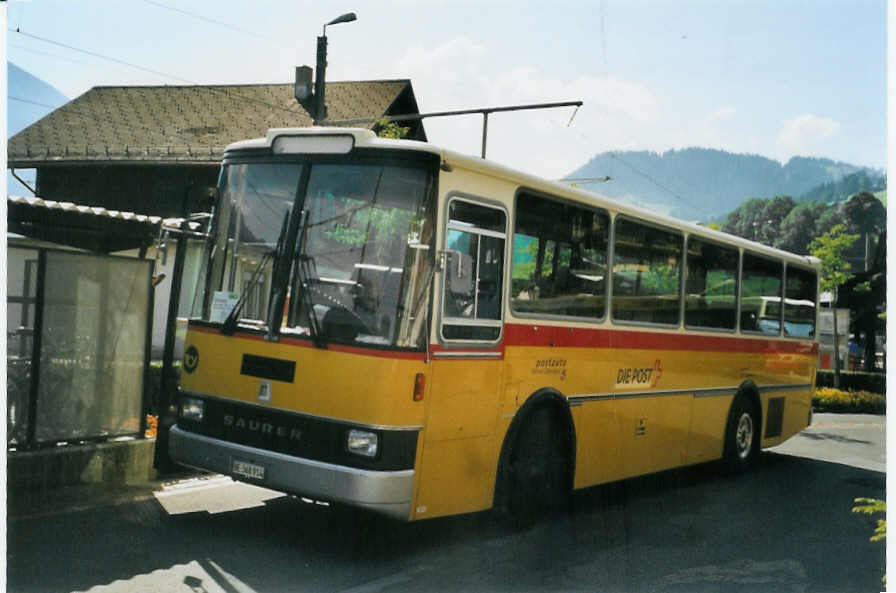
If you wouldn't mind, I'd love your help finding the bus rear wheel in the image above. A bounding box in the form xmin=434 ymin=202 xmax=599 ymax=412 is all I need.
xmin=724 ymin=396 xmax=760 ymax=473
xmin=506 ymin=405 xmax=570 ymax=521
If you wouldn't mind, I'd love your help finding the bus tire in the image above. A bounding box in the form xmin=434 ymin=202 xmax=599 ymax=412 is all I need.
xmin=506 ymin=404 xmax=571 ymax=522
xmin=724 ymin=395 xmax=761 ymax=473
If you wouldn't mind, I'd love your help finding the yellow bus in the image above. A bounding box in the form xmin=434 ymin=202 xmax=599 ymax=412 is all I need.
xmin=169 ymin=127 xmax=820 ymax=521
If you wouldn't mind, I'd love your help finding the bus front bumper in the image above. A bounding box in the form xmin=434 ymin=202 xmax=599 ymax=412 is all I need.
xmin=169 ymin=425 xmax=414 ymax=520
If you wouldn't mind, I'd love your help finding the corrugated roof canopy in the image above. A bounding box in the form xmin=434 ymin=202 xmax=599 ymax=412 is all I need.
xmin=8 ymin=195 xmax=164 ymax=252
xmin=9 ymin=80 xmax=420 ymax=166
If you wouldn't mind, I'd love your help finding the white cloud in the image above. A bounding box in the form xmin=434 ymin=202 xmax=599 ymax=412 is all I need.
xmin=776 ymin=114 xmax=841 ymax=160
xmin=395 ymin=37 xmax=488 ymax=108
xmin=706 ymin=106 xmax=736 ymax=123
xmin=393 ymin=37 xmax=663 ymax=178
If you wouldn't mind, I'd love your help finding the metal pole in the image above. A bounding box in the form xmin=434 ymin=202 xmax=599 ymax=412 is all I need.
xmin=25 ymin=249 xmax=47 ymax=448
xmin=481 ymin=112 xmax=489 ymax=159
xmin=865 ymin=233 xmax=872 ymax=272
xmin=140 ymin=260 xmax=154 ymax=440
xmin=314 ymin=35 xmax=328 ymax=123
xmin=324 ymin=100 xmax=584 ymax=126
xmin=153 ymin=187 xmax=192 ymax=472
xmin=832 ymin=301 xmax=842 ymax=388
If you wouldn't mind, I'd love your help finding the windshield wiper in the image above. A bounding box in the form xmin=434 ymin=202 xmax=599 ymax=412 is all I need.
xmin=220 ymin=250 xmax=274 ymax=335
xmin=221 ymin=212 xmax=291 ymax=336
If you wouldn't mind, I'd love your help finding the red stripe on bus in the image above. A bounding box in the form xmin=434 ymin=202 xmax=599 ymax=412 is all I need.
xmin=187 ymin=322 xmax=817 ymax=358
xmin=502 ymin=323 xmax=819 ymax=355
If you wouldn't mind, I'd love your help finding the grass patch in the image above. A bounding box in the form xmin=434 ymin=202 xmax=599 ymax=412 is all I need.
xmin=813 ymin=387 xmax=885 ymax=414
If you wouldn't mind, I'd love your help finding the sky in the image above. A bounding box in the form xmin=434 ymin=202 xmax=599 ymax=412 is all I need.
xmin=3 ymin=0 xmax=888 ymax=179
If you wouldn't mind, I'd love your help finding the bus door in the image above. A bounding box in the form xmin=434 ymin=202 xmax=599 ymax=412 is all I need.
xmin=414 ymin=197 xmax=507 ymax=519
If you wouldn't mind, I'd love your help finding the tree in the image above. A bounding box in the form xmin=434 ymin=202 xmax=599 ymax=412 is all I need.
xmin=756 ymin=195 xmax=795 ymax=245
xmin=721 ymin=196 xmax=795 ymax=246
xmin=776 ymin=201 xmax=833 ymax=254
xmin=373 ymin=117 xmax=410 ymax=139
xmin=843 ymin=192 xmax=886 ymax=271
xmin=813 ymin=203 xmax=840 ymax=239
xmin=722 ymin=197 xmax=767 ymax=240
xmin=809 ymin=224 xmax=859 ymax=387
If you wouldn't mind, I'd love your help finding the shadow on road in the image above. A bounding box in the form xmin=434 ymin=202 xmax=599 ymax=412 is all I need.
xmin=8 ymin=452 xmax=885 ymax=593
xmin=796 ymin=432 xmax=872 ymax=445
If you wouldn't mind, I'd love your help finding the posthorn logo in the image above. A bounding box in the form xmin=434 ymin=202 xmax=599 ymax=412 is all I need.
xmin=183 ymin=345 xmax=199 ymax=373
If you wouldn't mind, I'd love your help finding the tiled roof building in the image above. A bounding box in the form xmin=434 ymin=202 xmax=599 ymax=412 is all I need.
xmin=7 ymin=79 xmax=425 ymax=218
xmin=9 ymin=80 xmax=425 ymax=166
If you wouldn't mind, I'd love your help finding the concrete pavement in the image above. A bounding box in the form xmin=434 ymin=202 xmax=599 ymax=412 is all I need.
xmin=770 ymin=412 xmax=886 ymax=472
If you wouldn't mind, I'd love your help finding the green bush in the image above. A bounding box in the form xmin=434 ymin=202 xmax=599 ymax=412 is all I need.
xmin=813 ymin=387 xmax=885 ymax=414
xmin=816 ymin=370 xmax=885 ymax=394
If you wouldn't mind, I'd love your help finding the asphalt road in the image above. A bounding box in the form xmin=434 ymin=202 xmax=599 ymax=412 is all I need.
xmin=7 ymin=414 xmax=886 ymax=593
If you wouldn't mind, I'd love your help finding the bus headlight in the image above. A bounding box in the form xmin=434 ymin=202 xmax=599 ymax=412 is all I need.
xmin=347 ymin=429 xmax=378 ymax=458
xmin=180 ymin=397 xmax=205 ymax=422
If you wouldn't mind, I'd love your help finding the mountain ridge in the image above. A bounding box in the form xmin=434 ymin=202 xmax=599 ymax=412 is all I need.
xmin=566 ymin=147 xmax=882 ymax=222
xmin=7 ymin=62 xmax=69 ymax=196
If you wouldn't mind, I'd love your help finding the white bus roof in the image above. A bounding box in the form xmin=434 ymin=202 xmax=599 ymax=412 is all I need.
xmin=225 ymin=127 xmax=820 ymax=270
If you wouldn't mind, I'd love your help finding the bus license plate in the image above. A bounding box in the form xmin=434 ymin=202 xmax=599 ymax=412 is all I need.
xmin=232 ymin=459 xmax=265 ymax=481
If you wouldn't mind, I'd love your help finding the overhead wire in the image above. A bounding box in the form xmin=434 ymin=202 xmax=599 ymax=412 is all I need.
xmin=532 ymin=3 xmax=701 ymax=216
xmin=8 ymin=96 xmax=58 ymax=109
xmin=7 ymin=27 xmax=306 ymax=119
xmin=10 ymin=28 xmax=194 ymax=84
xmin=9 ymin=42 xmax=119 ymax=71
xmin=607 ymin=152 xmax=704 ymax=213
xmin=140 ymin=0 xmax=284 ymax=45
xmin=6 ymin=24 xmax=331 ymax=158
xmin=541 ymin=107 xmax=702 ymax=214
xmin=10 ymin=13 xmax=703 ymax=216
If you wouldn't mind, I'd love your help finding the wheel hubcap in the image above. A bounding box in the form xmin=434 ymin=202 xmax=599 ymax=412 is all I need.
xmin=736 ymin=412 xmax=754 ymax=459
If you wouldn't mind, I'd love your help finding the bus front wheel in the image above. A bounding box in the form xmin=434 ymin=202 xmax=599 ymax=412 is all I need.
xmin=724 ymin=396 xmax=760 ymax=473
xmin=506 ymin=405 xmax=570 ymax=521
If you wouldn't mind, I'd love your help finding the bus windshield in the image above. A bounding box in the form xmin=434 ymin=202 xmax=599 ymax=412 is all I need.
xmin=199 ymin=160 xmax=435 ymax=349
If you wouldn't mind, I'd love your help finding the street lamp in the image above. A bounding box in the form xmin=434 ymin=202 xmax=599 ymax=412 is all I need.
xmin=296 ymin=12 xmax=357 ymax=123
xmin=323 ymin=12 xmax=356 ymax=36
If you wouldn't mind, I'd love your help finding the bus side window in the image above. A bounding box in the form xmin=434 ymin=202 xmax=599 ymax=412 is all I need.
xmin=612 ymin=217 xmax=683 ymax=326
xmin=441 ymin=199 xmax=506 ymax=342
xmin=741 ymin=252 xmax=783 ymax=335
xmin=685 ymin=237 xmax=738 ymax=330
xmin=784 ymin=266 xmax=817 ymax=338
xmin=511 ymin=192 xmax=609 ymax=319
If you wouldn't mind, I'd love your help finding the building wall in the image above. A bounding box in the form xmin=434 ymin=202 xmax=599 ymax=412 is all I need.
xmin=36 ymin=164 xmax=220 ymax=217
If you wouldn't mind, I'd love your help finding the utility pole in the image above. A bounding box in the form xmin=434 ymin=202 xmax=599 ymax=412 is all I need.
xmin=295 ymin=12 xmax=357 ymax=124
